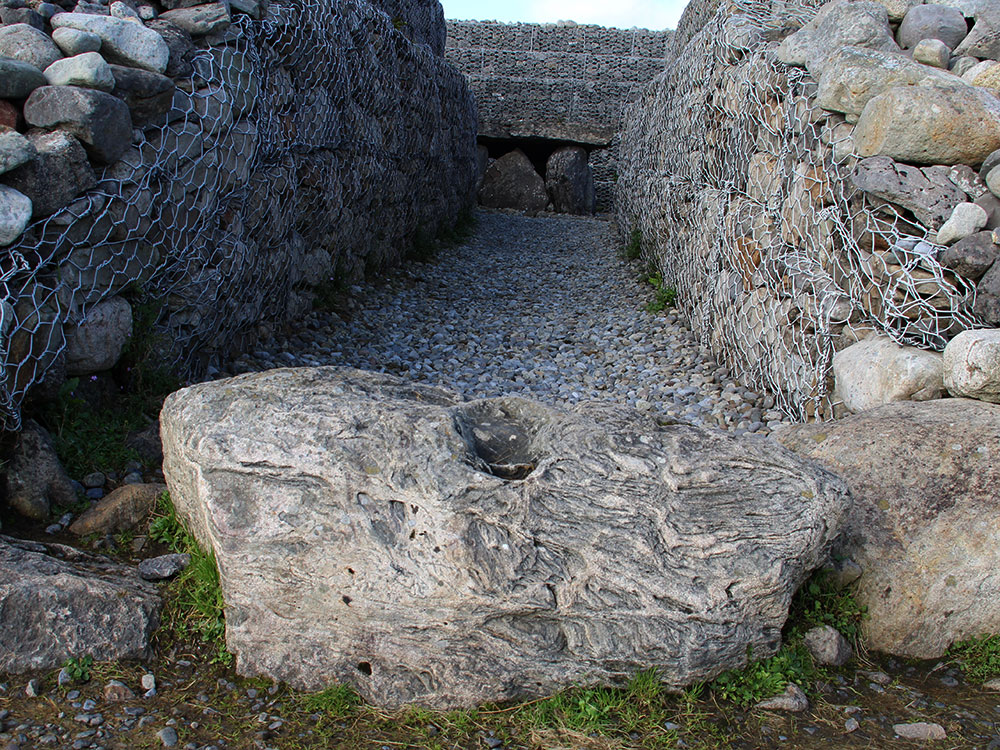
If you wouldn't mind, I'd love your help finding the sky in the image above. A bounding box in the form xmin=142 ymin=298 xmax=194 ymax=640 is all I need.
xmin=440 ymin=0 xmax=685 ymax=31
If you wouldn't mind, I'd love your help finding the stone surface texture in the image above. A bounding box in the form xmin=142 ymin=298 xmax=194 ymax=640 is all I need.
xmin=49 ymin=13 xmax=170 ymax=73
xmin=0 ymin=534 xmax=161 ymax=672
xmin=778 ymin=399 xmax=1000 ymax=658
xmin=478 ymin=149 xmax=549 ymax=211
xmin=161 ymin=367 xmax=850 ymax=709
xmin=943 ymin=328 xmax=1000 ymax=401
xmin=545 ymin=146 xmax=596 ymax=215
xmin=23 ymin=85 xmax=132 ymax=165
xmin=833 ymin=335 xmax=944 ymax=412
xmin=62 ymin=295 xmax=133 ymax=375
xmin=69 ymin=483 xmax=167 ymax=536
xmin=5 ymin=419 xmax=78 ymax=520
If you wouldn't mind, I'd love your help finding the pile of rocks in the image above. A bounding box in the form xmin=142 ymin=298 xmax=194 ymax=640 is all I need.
xmin=617 ymin=0 xmax=1000 ymax=420
xmin=0 ymin=0 xmax=478 ymax=429
xmin=478 ymin=146 xmax=596 ymax=214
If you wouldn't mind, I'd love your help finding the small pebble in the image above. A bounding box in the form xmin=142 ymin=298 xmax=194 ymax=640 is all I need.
xmin=157 ymin=726 xmax=179 ymax=747
xmin=25 ymin=680 xmax=40 ymax=698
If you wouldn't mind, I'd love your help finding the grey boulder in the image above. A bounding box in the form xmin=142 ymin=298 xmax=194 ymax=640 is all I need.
xmin=63 ymin=295 xmax=133 ymax=375
xmin=0 ymin=23 xmax=63 ymax=72
xmin=160 ymin=367 xmax=850 ymax=709
xmin=897 ymin=3 xmax=969 ymax=49
xmin=479 ymin=149 xmax=549 ymax=213
xmin=43 ymin=52 xmax=116 ymax=92
xmin=0 ymin=184 xmax=32 ymax=246
xmin=975 ymin=258 xmax=1000 ymax=323
xmin=778 ymin=399 xmax=1000 ymax=658
xmin=23 ymin=85 xmax=132 ymax=165
xmin=50 ymin=12 xmax=169 ymax=74
xmin=0 ymin=129 xmax=95 ymax=219
xmin=938 ymin=230 xmax=999 ymax=278
xmin=5 ymin=419 xmax=78 ymax=520
xmin=159 ymin=3 xmax=230 ymax=36
xmin=545 ymin=146 xmax=596 ymax=215
xmin=955 ymin=2 xmax=1000 ymax=59
xmin=850 ymin=155 xmax=967 ymax=229
xmin=109 ymin=64 xmax=175 ymax=127
xmin=0 ymin=57 xmax=47 ymax=99
xmin=0 ymin=535 xmax=161 ymax=673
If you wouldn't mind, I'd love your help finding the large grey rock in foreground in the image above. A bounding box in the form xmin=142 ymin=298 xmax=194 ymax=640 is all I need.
xmin=161 ymin=367 xmax=850 ymax=709
xmin=0 ymin=535 xmax=161 ymax=672
xmin=778 ymin=399 xmax=1000 ymax=659
xmin=478 ymin=149 xmax=549 ymax=212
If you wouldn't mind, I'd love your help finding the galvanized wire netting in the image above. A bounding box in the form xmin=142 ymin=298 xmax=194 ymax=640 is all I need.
xmin=0 ymin=0 xmax=477 ymax=431
xmin=616 ymin=0 xmax=982 ymax=421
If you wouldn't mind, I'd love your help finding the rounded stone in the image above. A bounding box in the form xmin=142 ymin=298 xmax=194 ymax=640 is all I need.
xmin=943 ymin=329 xmax=1000 ymax=403
xmin=897 ymin=4 xmax=968 ymax=49
xmin=51 ymin=26 xmax=102 ymax=56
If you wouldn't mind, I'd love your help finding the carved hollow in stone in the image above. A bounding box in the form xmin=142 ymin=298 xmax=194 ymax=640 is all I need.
xmin=160 ymin=367 xmax=850 ymax=709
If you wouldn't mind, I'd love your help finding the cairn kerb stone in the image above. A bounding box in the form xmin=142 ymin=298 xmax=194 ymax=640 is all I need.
xmin=161 ymin=367 xmax=850 ymax=709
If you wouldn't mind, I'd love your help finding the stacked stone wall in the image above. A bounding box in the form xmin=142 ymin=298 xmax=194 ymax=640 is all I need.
xmin=617 ymin=0 xmax=1000 ymax=420
xmin=0 ymin=0 xmax=478 ymax=430
xmin=446 ymin=19 xmax=670 ymax=210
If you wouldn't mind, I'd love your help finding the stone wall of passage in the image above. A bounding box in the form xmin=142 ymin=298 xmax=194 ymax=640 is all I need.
xmin=0 ymin=0 xmax=478 ymax=429
xmin=445 ymin=19 xmax=671 ymax=210
xmin=617 ymin=0 xmax=1000 ymax=420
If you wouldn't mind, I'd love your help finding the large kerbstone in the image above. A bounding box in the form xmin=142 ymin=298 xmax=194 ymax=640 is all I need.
xmin=778 ymin=399 xmax=1000 ymax=658
xmin=545 ymin=146 xmax=596 ymax=215
xmin=0 ymin=534 xmax=161 ymax=672
xmin=160 ymin=367 xmax=850 ymax=709
xmin=833 ymin=335 xmax=944 ymax=412
xmin=478 ymin=149 xmax=549 ymax=212
xmin=50 ymin=12 xmax=169 ymax=73
xmin=24 ymin=85 xmax=132 ymax=165
xmin=854 ymin=85 xmax=1000 ymax=166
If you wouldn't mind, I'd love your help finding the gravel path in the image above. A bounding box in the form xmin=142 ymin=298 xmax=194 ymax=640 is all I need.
xmin=236 ymin=211 xmax=790 ymax=434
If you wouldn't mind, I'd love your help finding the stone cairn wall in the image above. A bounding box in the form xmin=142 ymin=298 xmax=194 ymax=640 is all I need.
xmin=445 ymin=20 xmax=671 ymax=209
xmin=0 ymin=0 xmax=478 ymax=430
xmin=617 ymin=0 xmax=1000 ymax=420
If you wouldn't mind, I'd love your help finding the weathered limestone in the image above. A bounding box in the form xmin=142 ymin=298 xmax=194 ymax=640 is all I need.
xmin=0 ymin=535 xmax=161 ymax=672
xmin=779 ymin=399 xmax=1000 ymax=658
xmin=833 ymin=335 xmax=944 ymax=412
xmin=943 ymin=328 xmax=1000 ymax=402
xmin=161 ymin=367 xmax=850 ymax=709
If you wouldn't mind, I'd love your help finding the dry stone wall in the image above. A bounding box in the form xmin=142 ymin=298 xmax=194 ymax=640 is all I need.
xmin=617 ymin=0 xmax=1000 ymax=420
xmin=446 ymin=20 xmax=671 ymax=209
xmin=0 ymin=0 xmax=478 ymax=430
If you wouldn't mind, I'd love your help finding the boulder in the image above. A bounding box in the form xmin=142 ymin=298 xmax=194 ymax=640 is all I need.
xmin=160 ymin=367 xmax=850 ymax=709
xmin=912 ymin=37 xmax=952 ymax=68
xmin=854 ymin=85 xmax=1000 ymax=166
xmin=5 ymin=419 xmax=78 ymax=520
xmin=850 ymin=155 xmax=966 ymax=229
xmin=0 ymin=130 xmax=95 ymax=219
xmin=954 ymin=2 xmax=1000 ymax=59
xmin=159 ymin=3 xmax=230 ymax=36
xmin=989 ymin=164 xmax=1000 ymax=198
xmin=0 ymin=57 xmax=47 ymax=99
xmin=872 ymin=0 xmax=922 ymax=22
xmin=777 ymin=0 xmax=899 ymax=77
xmin=972 ymin=64 xmax=1000 ymax=98
xmin=0 ymin=23 xmax=63 ymax=71
xmin=43 ymin=52 xmax=116 ymax=92
xmin=143 ymin=19 xmax=195 ymax=79
xmin=63 ymin=296 xmax=133 ymax=375
xmin=897 ymin=4 xmax=969 ymax=49
xmin=0 ymin=534 xmax=160 ymax=673
xmin=109 ymin=64 xmax=174 ymax=127
xmin=817 ymin=46 xmax=965 ymax=117
xmin=943 ymin=328 xmax=1000 ymax=402
xmin=936 ymin=201 xmax=988 ymax=244
xmin=939 ymin=231 xmax=1000 ymax=277
xmin=975 ymin=192 xmax=1000 ymax=228
xmin=478 ymin=149 xmax=549 ymax=212
xmin=980 ymin=148 xmax=1000 ymax=181
xmin=23 ymin=85 xmax=132 ymax=165
xmin=778 ymin=399 xmax=1000 ymax=658
xmin=833 ymin=335 xmax=944 ymax=412
xmin=69 ymin=483 xmax=167 ymax=536
xmin=51 ymin=27 xmax=102 ymax=56
xmin=0 ymin=184 xmax=32 ymax=246
xmin=545 ymin=146 xmax=596 ymax=215
xmin=975 ymin=259 xmax=1000 ymax=323
xmin=50 ymin=13 xmax=170 ymax=74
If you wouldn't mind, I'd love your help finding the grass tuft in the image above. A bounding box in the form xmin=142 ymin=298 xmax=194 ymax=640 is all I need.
xmin=645 ymin=273 xmax=677 ymax=314
xmin=949 ymin=633 xmax=1000 ymax=683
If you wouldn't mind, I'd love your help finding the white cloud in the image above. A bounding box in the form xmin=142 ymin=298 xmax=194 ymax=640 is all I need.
xmin=525 ymin=0 xmax=683 ymax=29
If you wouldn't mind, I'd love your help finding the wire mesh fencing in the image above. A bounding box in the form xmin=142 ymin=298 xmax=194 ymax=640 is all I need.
xmin=616 ymin=0 xmax=983 ymax=421
xmin=0 ymin=0 xmax=478 ymax=432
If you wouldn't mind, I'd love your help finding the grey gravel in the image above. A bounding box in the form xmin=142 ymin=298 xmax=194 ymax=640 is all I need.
xmin=237 ymin=213 xmax=783 ymax=433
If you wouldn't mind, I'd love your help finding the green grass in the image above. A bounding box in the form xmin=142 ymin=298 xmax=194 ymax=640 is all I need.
xmin=623 ymin=227 xmax=643 ymax=260
xmin=787 ymin=568 xmax=867 ymax=646
xmin=949 ymin=633 xmax=1000 ymax=683
xmin=710 ymin=642 xmax=816 ymax=709
xmin=62 ymin=654 xmax=93 ymax=683
xmin=645 ymin=273 xmax=677 ymax=314
xmin=150 ymin=492 xmax=232 ymax=666
xmin=298 ymin=684 xmax=362 ymax=720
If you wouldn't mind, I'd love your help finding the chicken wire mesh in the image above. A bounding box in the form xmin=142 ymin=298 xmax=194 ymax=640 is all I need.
xmin=0 ymin=0 xmax=476 ymax=432
xmin=616 ymin=0 xmax=983 ymax=421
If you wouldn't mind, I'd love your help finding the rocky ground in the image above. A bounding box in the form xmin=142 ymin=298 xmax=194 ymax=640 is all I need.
xmin=2 ymin=210 xmax=999 ymax=749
